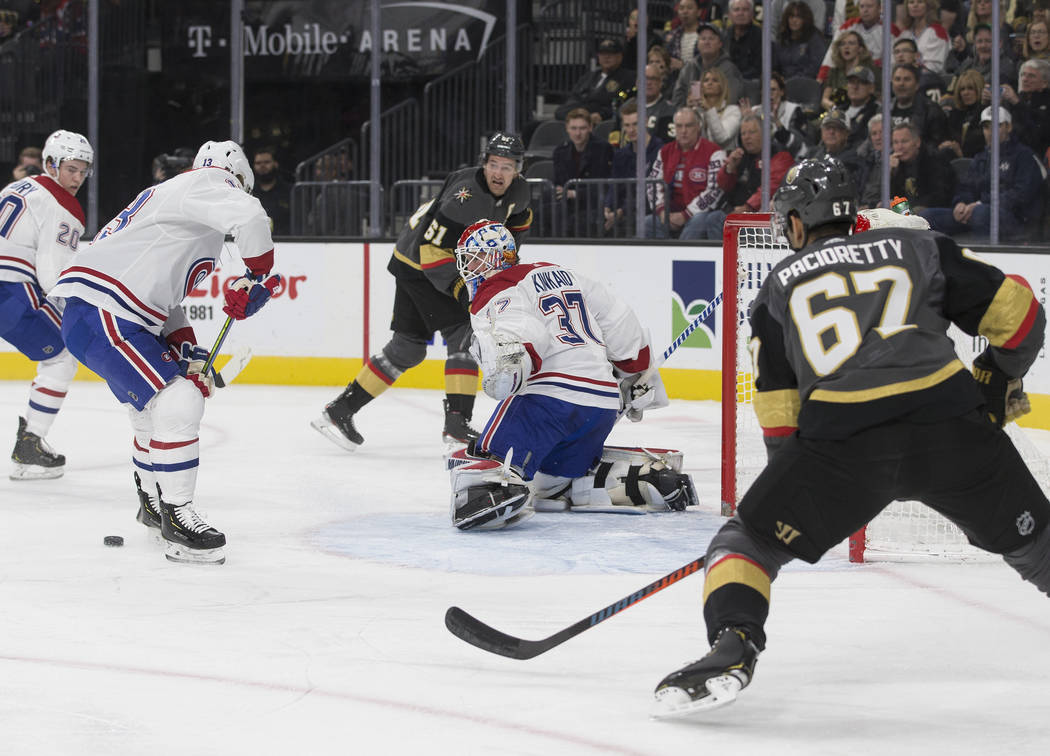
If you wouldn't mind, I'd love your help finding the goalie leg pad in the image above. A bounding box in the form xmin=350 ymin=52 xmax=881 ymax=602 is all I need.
xmin=587 ymin=446 xmax=699 ymax=512
xmin=450 ymin=457 xmax=534 ymax=530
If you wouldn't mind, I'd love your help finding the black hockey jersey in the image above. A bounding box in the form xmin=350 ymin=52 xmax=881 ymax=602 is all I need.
xmin=389 ymin=167 xmax=532 ymax=303
xmin=749 ymin=228 xmax=1046 ymax=443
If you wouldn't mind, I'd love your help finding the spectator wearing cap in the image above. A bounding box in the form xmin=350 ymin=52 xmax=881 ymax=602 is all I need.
xmin=891 ymin=62 xmax=948 ymax=146
xmin=844 ymin=65 xmax=879 ymax=147
xmin=819 ymin=0 xmax=900 ymax=83
xmin=1000 ymin=58 xmax=1050 ymax=157
xmin=806 ymin=108 xmax=865 ymax=185
xmin=772 ymin=1 xmax=828 ymax=80
xmin=664 ymin=0 xmax=723 ymax=77
xmin=920 ymin=105 xmax=1045 ymax=239
xmin=554 ymin=38 xmax=636 ymax=123
xmin=723 ymin=0 xmax=763 ymax=80
xmin=672 ymin=23 xmax=744 ymax=108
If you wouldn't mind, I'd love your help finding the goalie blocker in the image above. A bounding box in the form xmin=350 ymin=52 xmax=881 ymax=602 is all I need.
xmin=448 ymin=445 xmax=698 ymax=529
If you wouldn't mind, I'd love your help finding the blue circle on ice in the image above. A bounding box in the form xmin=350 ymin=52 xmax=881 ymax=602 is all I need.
xmin=312 ymin=510 xmax=722 ymax=576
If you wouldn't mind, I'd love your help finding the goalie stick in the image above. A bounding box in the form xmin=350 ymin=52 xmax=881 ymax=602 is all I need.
xmin=445 ymin=556 xmax=705 ymax=660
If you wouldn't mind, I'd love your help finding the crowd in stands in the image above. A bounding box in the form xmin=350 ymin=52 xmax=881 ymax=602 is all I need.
xmin=523 ymin=0 xmax=1050 ymax=241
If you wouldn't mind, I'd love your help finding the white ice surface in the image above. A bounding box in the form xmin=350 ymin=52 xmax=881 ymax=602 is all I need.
xmin=1 ymin=381 xmax=1048 ymax=756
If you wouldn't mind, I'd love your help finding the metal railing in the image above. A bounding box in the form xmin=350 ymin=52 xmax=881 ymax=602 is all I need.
xmin=560 ymin=178 xmax=668 ymax=238
xmin=290 ymin=180 xmax=379 ymax=236
xmin=360 ymin=98 xmax=422 ymax=186
xmin=294 ymin=138 xmax=357 ymax=183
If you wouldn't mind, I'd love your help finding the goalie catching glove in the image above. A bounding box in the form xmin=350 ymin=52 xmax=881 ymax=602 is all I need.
xmin=223 ymin=274 xmax=281 ymax=320
xmin=972 ymin=350 xmax=1031 ymax=427
xmin=616 ymin=369 xmax=669 ymax=422
xmin=470 ymin=329 xmax=530 ymax=400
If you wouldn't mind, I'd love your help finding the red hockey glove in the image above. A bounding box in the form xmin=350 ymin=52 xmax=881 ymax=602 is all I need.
xmin=223 ymin=274 xmax=281 ymax=320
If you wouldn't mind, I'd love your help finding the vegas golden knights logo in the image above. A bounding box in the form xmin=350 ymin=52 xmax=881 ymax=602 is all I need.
xmin=775 ymin=521 xmax=802 ymax=545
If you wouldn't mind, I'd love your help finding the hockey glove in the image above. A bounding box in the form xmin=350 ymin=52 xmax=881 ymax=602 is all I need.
xmin=223 ymin=274 xmax=281 ymax=320
xmin=972 ymin=351 xmax=1031 ymax=427
xmin=473 ymin=330 xmax=528 ymax=400
xmin=173 ymin=342 xmax=215 ymax=398
xmin=618 ymin=372 xmax=656 ymax=422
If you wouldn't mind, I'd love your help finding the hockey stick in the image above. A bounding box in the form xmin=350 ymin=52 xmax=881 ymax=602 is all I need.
xmin=202 ymin=315 xmax=234 ymax=376
xmin=445 ymin=556 xmax=705 ymax=660
xmin=213 ymin=344 xmax=253 ymax=388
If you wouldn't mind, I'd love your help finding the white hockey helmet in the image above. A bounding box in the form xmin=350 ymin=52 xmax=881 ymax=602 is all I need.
xmin=43 ymin=129 xmax=94 ymax=177
xmin=193 ymin=140 xmax=254 ymax=193
xmin=455 ymin=220 xmax=518 ymax=300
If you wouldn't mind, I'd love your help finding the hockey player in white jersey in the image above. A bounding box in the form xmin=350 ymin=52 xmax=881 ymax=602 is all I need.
xmin=0 ymin=129 xmax=92 ymax=480
xmin=50 ymin=140 xmax=280 ymax=565
xmin=447 ymin=220 xmax=698 ymax=530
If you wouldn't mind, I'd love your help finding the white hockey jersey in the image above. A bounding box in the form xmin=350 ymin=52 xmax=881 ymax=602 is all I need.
xmin=50 ymin=167 xmax=273 ymax=336
xmin=469 ymin=262 xmax=652 ymax=410
xmin=0 ymin=175 xmax=86 ymax=294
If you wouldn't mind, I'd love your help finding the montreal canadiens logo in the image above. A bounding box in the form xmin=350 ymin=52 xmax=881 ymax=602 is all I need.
xmin=184 ymin=259 xmax=216 ymax=297
xmin=688 ymin=167 xmax=707 ymax=183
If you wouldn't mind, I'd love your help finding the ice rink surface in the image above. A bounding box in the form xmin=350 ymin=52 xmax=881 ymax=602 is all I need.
xmin=1 ymin=380 xmax=1048 ymax=755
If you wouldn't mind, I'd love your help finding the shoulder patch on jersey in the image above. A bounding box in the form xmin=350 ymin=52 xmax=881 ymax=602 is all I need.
xmin=453 ymin=186 xmax=472 ymax=204
xmin=29 ymin=175 xmax=86 ymax=226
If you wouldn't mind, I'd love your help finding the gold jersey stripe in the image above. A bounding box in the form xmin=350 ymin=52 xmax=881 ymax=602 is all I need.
xmin=754 ymin=388 xmax=801 ymax=429
xmin=703 ymin=555 xmax=771 ymax=603
xmin=979 ymin=277 xmax=1035 ymax=347
xmin=420 ymin=243 xmax=454 ymax=268
xmin=392 ymin=247 xmax=421 ymax=270
xmin=809 ymin=360 xmax=966 ymax=403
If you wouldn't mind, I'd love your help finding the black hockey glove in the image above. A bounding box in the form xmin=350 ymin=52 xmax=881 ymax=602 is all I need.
xmin=972 ymin=351 xmax=1031 ymax=427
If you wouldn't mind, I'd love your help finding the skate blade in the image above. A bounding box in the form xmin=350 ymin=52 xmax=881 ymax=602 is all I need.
xmin=10 ymin=463 xmax=64 ymax=480
xmin=164 ymin=543 xmax=226 ymax=565
xmin=651 ymin=676 xmax=743 ymax=719
xmin=310 ymin=415 xmax=360 ymax=452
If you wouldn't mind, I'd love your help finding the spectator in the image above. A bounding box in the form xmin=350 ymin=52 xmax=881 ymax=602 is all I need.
xmin=644 ymin=106 xmax=726 ymax=239
xmin=1020 ymin=19 xmax=1050 ymax=68
xmin=553 ymin=108 xmax=614 ymax=237
xmin=1002 ymin=58 xmax=1050 ymax=157
xmin=963 ymin=0 xmax=1014 ymax=48
xmin=897 ymin=0 xmax=951 ymax=75
xmin=768 ymin=0 xmax=826 ymax=35
xmin=150 ymin=148 xmax=194 ymax=184
xmin=665 ymin=0 xmax=722 ymax=78
xmin=891 ymin=62 xmax=949 ymax=146
xmin=696 ymin=113 xmax=795 ymax=238
xmin=940 ymin=69 xmax=990 ymax=158
xmin=950 ymin=23 xmax=1016 ymax=87
xmin=10 ymin=146 xmax=42 ymax=181
xmin=820 ymin=30 xmax=876 ymax=112
xmin=724 ymin=0 xmax=762 ymax=80
xmin=879 ymin=120 xmax=957 ymax=211
xmin=740 ymin=71 xmax=811 ymax=156
xmin=819 ymin=0 xmax=898 ymax=82
xmin=603 ymin=99 xmax=664 ymax=234
xmin=554 ymin=39 xmax=636 ymax=124
xmin=843 ymin=65 xmax=880 ymax=147
xmin=641 ymin=61 xmax=676 ymax=143
xmin=857 ymin=113 xmax=885 ymax=206
xmin=772 ymin=1 xmax=828 ymax=79
xmin=920 ymin=106 xmax=1045 ymax=239
xmin=672 ymin=23 xmax=745 ymax=107
xmin=0 ymin=8 xmax=18 ymax=41
xmin=253 ymin=146 xmax=291 ymax=235
xmin=688 ymin=68 xmax=742 ymax=150
xmin=892 ymin=36 xmax=950 ymax=100
xmin=805 ymin=109 xmax=864 ymax=186
xmin=648 ymin=43 xmax=676 ymax=100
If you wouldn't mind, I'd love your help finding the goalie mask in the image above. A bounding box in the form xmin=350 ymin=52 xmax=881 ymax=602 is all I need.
xmin=43 ymin=129 xmax=94 ymax=178
xmin=193 ymin=140 xmax=254 ymax=194
xmin=456 ymin=220 xmax=518 ymax=300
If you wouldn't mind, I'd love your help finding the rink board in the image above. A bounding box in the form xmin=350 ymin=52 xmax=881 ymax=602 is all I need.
xmin=1 ymin=241 xmax=1048 ymax=427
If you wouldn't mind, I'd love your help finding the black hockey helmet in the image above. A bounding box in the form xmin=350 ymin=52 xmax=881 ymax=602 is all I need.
xmin=481 ymin=131 xmax=525 ymax=168
xmin=772 ymin=157 xmax=857 ymax=246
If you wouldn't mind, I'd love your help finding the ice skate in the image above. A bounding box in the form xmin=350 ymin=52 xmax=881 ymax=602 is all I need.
xmin=442 ymin=399 xmax=480 ymax=445
xmin=159 ymin=500 xmax=227 ymax=565
xmin=133 ymin=472 xmax=164 ymax=544
xmin=652 ymin=627 xmax=760 ymax=718
xmin=10 ymin=416 xmax=65 ymax=480
xmin=311 ymin=387 xmax=364 ymax=451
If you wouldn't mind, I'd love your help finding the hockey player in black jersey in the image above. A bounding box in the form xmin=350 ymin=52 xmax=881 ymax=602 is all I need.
xmin=653 ymin=157 xmax=1050 ymax=718
xmin=312 ymin=133 xmax=533 ymax=450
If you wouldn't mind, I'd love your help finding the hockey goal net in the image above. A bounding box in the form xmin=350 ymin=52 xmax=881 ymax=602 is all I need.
xmin=720 ymin=213 xmax=1050 ymax=562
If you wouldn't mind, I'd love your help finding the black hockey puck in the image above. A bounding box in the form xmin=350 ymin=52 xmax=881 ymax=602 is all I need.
xmin=104 ymin=535 xmax=124 ymax=547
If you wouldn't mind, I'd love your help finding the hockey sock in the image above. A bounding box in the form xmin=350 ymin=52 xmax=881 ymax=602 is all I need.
xmin=129 ymin=404 xmax=157 ymax=499
xmin=445 ymin=392 xmax=476 ymax=417
xmin=353 ymin=353 xmax=402 ymax=401
xmin=444 ymin=354 xmax=479 ymax=403
xmin=701 ymin=553 xmax=771 ymax=650
xmin=24 ymin=350 xmax=78 ymax=438
xmin=147 ymin=378 xmax=205 ymax=504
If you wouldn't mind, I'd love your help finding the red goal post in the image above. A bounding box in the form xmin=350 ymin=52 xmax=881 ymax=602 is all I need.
xmin=718 ymin=212 xmax=1050 ymax=562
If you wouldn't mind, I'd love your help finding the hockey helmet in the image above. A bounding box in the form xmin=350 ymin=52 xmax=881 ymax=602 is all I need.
xmin=456 ymin=220 xmax=518 ymax=300
xmin=480 ymin=132 xmax=525 ymax=169
xmin=772 ymin=157 xmax=857 ymax=247
xmin=193 ymin=140 xmax=254 ymax=194
xmin=43 ymin=129 xmax=94 ymax=177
